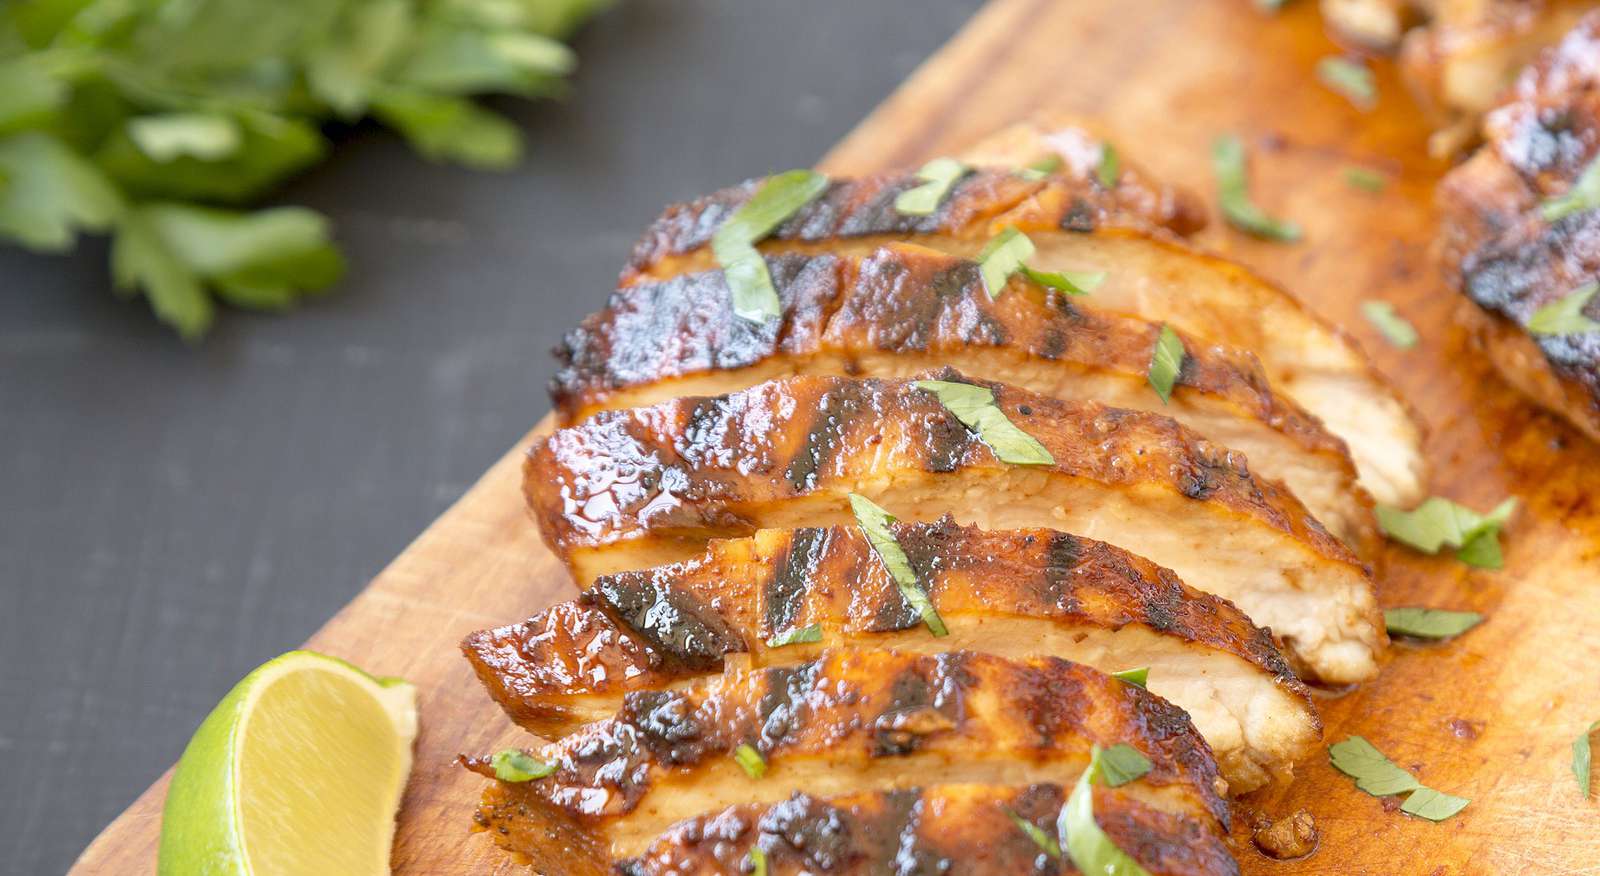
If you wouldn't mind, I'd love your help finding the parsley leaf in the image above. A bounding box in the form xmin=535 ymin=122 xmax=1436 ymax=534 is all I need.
xmin=1097 ymin=143 xmax=1120 ymax=188
xmin=895 ymin=157 xmax=967 ymax=215
xmin=1399 ymin=787 xmax=1471 ymax=822
xmin=848 ymin=493 xmax=947 ymax=637
xmin=1328 ymin=736 xmax=1422 ymax=796
xmin=766 ymin=623 xmax=822 ymax=648
xmin=1376 ymin=497 xmax=1517 ymax=568
xmin=1019 ymin=153 xmax=1062 ymax=181
xmin=491 ymin=749 xmax=555 ymax=782
xmin=0 ymin=0 xmax=607 ymax=337
xmin=1361 ymin=300 xmax=1418 ymax=349
xmin=1098 ymin=744 xmax=1153 ymax=787
xmin=1212 ymin=135 xmax=1301 ymax=241
xmin=914 ymin=379 xmax=1054 ymax=466
xmin=712 ymin=169 xmax=829 ymax=322
xmin=1007 ymin=809 xmax=1061 ymax=858
xmin=1541 ymin=156 xmax=1600 ymax=222
xmin=733 ymin=743 xmax=766 ymax=779
xmin=1020 ymin=265 xmax=1104 ymax=295
xmin=1575 ymin=721 xmax=1599 ymax=798
xmin=977 ymin=226 xmax=1036 ymax=298
xmin=1344 ymin=166 xmax=1387 ymax=192
xmin=1317 ymin=57 xmax=1376 ymax=109
xmin=1110 ymin=667 xmax=1149 ymax=688
xmin=1329 ymin=736 xmax=1471 ymax=821
xmin=1383 ymin=608 xmax=1483 ymax=639
xmin=1057 ymin=745 xmax=1153 ymax=876
xmin=1147 ymin=324 xmax=1186 ymax=404
xmin=1527 ymin=282 xmax=1600 ymax=336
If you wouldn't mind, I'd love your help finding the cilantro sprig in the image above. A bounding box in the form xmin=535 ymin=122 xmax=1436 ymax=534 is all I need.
xmin=0 ymin=0 xmax=607 ymax=338
xmin=1328 ymin=736 xmax=1470 ymax=821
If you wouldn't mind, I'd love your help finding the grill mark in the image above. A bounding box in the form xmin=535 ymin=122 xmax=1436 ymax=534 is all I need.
xmin=784 ymin=383 xmax=871 ymax=491
xmin=756 ymin=661 xmax=823 ymax=746
xmin=765 ymin=528 xmax=832 ymax=632
xmin=592 ymin=574 xmax=743 ymax=670
xmin=1060 ymin=196 xmax=1099 ymax=232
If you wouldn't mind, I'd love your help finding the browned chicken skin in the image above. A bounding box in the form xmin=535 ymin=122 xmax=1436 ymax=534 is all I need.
xmin=616 ymin=783 xmax=1241 ymax=876
xmin=1440 ymin=9 xmax=1600 ymax=441
xmin=617 ymin=159 xmax=1424 ymax=507
xmin=462 ymin=519 xmax=1320 ymax=792
xmin=555 ymin=243 xmax=1375 ymax=553
xmin=462 ymin=649 xmax=1229 ymax=872
xmin=524 ymin=371 xmax=1383 ymax=684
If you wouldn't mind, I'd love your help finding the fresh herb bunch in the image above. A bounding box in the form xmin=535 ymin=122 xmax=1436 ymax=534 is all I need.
xmin=0 ymin=0 xmax=608 ymax=338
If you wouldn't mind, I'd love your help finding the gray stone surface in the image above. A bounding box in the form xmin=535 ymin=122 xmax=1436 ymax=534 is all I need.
xmin=0 ymin=2 xmax=981 ymax=870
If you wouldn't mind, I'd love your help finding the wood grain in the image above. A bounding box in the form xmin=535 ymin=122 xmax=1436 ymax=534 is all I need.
xmin=71 ymin=1 xmax=1600 ymax=873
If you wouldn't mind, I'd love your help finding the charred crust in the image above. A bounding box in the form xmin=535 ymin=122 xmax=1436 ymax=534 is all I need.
xmin=765 ymin=527 xmax=831 ymax=632
xmin=592 ymin=574 xmax=743 ymax=671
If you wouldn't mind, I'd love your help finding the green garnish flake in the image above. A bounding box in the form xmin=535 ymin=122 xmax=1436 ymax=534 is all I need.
xmin=1361 ymin=300 xmax=1419 ymax=349
xmin=1541 ymin=156 xmax=1600 ymax=222
xmin=746 ymin=846 xmax=768 ymax=876
xmin=976 ymin=227 xmax=1103 ymax=297
xmin=1329 ymin=736 xmax=1470 ymax=821
xmin=1110 ymin=667 xmax=1149 ymax=689
xmin=1097 ymin=143 xmax=1121 ymax=188
xmin=1213 ymin=135 xmax=1302 ymax=242
xmin=1020 ymin=266 xmax=1105 ymax=295
xmin=1317 ymin=57 xmax=1377 ymax=109
xmin=1574 ymin=721 xmax=1599 ymax=797
xmin=1097 ymin=744 xmax=1153 ymax=787
xmin=848 ymin=493 xmax=948 ymax=637
xmin=1345 ymin=166 xmax=1388 ymax=192
xmin=1527 ymin=282 xmax=1600 ymax=336
xmin=1375 ymin=496 xmax=1517 ymax=569
xmin=712 ymin=169 xmax=830 ymax=323
xmin=1007 ymin=809 xmax=1061 ymax=859
xmin=766 ymin=623 xmax=823 ymax=648
xmin=1019 ymin=153 xmax=1063 ymax=181
xmin=977 ymin=226 xmax=1037 ymax=298
xmin=1383 ymin=608 xmax=1483 ymax=640
xmin=1329 ymin=736 xmax=1420 ymax=796
xmin=491 ymin=749 xmax=556 ymax=783
xmin=914 ymin=379 xmax=1054 ymax=466
xmin=733 ymin=743 xmax=767 ymax=779
xmin=1057 ymin=744 xmax=1154 ymax=876
xmin=895 ymin=157 xmax=968 ymax=215
xmin=1399 ymin=787 xmax=1472 ymax=822
xmin=1146 ymin=324 xmax=1186 ymax=404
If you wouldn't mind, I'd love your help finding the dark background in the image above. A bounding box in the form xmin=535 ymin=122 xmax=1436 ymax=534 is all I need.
xmin=0 ymin=2 xmax=983 ymax=871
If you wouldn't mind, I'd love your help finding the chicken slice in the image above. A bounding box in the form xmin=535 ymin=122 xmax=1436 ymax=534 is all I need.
xmin=464 ymin=519 xmax=1320 ymax=792
xmin=617 ymin=166 xmax=1424 ymax=507
xmin=1439 ymin=10 xmax=1600 ymax=442
xmin=555 ymin=243 xmax=1376 ymax=553
xmin=609 ymin=784 xmax=1240 ymax=876
xmin=525 ymin=371 xmax=1384 ymax=684
xmin=461 ymin=650 xmax=1229 ymax=870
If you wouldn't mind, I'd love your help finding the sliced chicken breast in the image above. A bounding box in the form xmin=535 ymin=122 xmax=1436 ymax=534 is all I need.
xmin=617 ymin=167 xmax=1424 ymax=507
xmin=464 ymin=519 xmax=1321 ymax=792
xmin=612 ymin=784 xmax=1241 ymax=876
xmin=554 ymin=243 xmax=1375 ymax=552
xmin=525 ymin=371 xmax=1385 ymax=684
xmin=1439 ymin=10 xmax=1600 ymax=441
xmin=461 ymin=650 xmax=1229 ymax=869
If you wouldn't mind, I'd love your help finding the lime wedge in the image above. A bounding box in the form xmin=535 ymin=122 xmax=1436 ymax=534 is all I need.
xmin=157 ymin=650 xmax=418 ymax=875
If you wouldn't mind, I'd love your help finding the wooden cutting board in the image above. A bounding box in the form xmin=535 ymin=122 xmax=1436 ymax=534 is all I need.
xmin=71 ymin=1 xmax=1600 ymax=873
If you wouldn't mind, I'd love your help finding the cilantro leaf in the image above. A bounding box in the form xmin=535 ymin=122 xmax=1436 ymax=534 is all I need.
xmin=1361 ymin=300 xmax=1418 ymax=349
xmin=1097 ymin=744 xmax=1152 ymax=787
xmin=1328 ymin=736 xmax=1422 ymax=796
xmin=1399 ymin=787 xmax=1471 ymax=822
xmin=1575 ymin=721 xmax=1598 ymax=798
xmin=894 ymin=157 xmax=967 ymax=216
xmin=1317 ymin=57 xmax=1376 ymax=109
xmin=1541 ymin=156 xmax=1600 ymax=223
xmin=914 ymin=379 xmax=1054 ymax=466
xmin=1007 ymin=809 xmax=1060 ymax=859
xmin=0 ymin=132 xmax=122 ymax=251
xmin=848 ymin=493 xmax=947 ymax=637
xmin=1212 ymin=135 xmax=1301 ymax=241
xmin=1527 ymin=282 xmax=1600 ymax=337
xmin=1110 ymin=667 xmax=1148 ymax=688
xmin=1057 ymin=745 xmax=1153 ymax=876
xmin=372 ymin=89 xmax=522 ymax=170
xmin=733 ymin=743 xmax=766 ymax=779
xmin=766 ymin=623 xmax=822 ymax=648
xmin=1147 ymin=324 xmax=1185 ymax=404
xmin=1376 ymin=496 xmax=1516 ymax=568
xmin=490 ymin=749 xmax=555 ymax=782
xmin=1383 ymin=608 xmax=1483 ymax=639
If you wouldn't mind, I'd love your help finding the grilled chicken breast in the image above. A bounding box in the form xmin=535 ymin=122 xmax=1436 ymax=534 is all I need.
xmin=554 ymin=243 xmax=1376 ymax=552
xmin=617 ymin=166 xmax=1424 ymax=507
xmin=613 ymin=784 xmax=1241 ymax=876
xmin=462 ymin=650 xmax=1229 ymax=870
xmin=1323 ymin=0 xmax=1592 ymax=155
xmin=1439 ymin=10 xmax=1600 ymax=442
xmin=525 ymin=371 xmax=1384 ymax=684
xmin=464 ymin=520 xmax=1320 ymax=792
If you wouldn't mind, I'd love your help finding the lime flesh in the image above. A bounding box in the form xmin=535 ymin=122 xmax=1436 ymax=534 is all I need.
xmin=157 ymin=650 xmax=418 ymax=875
